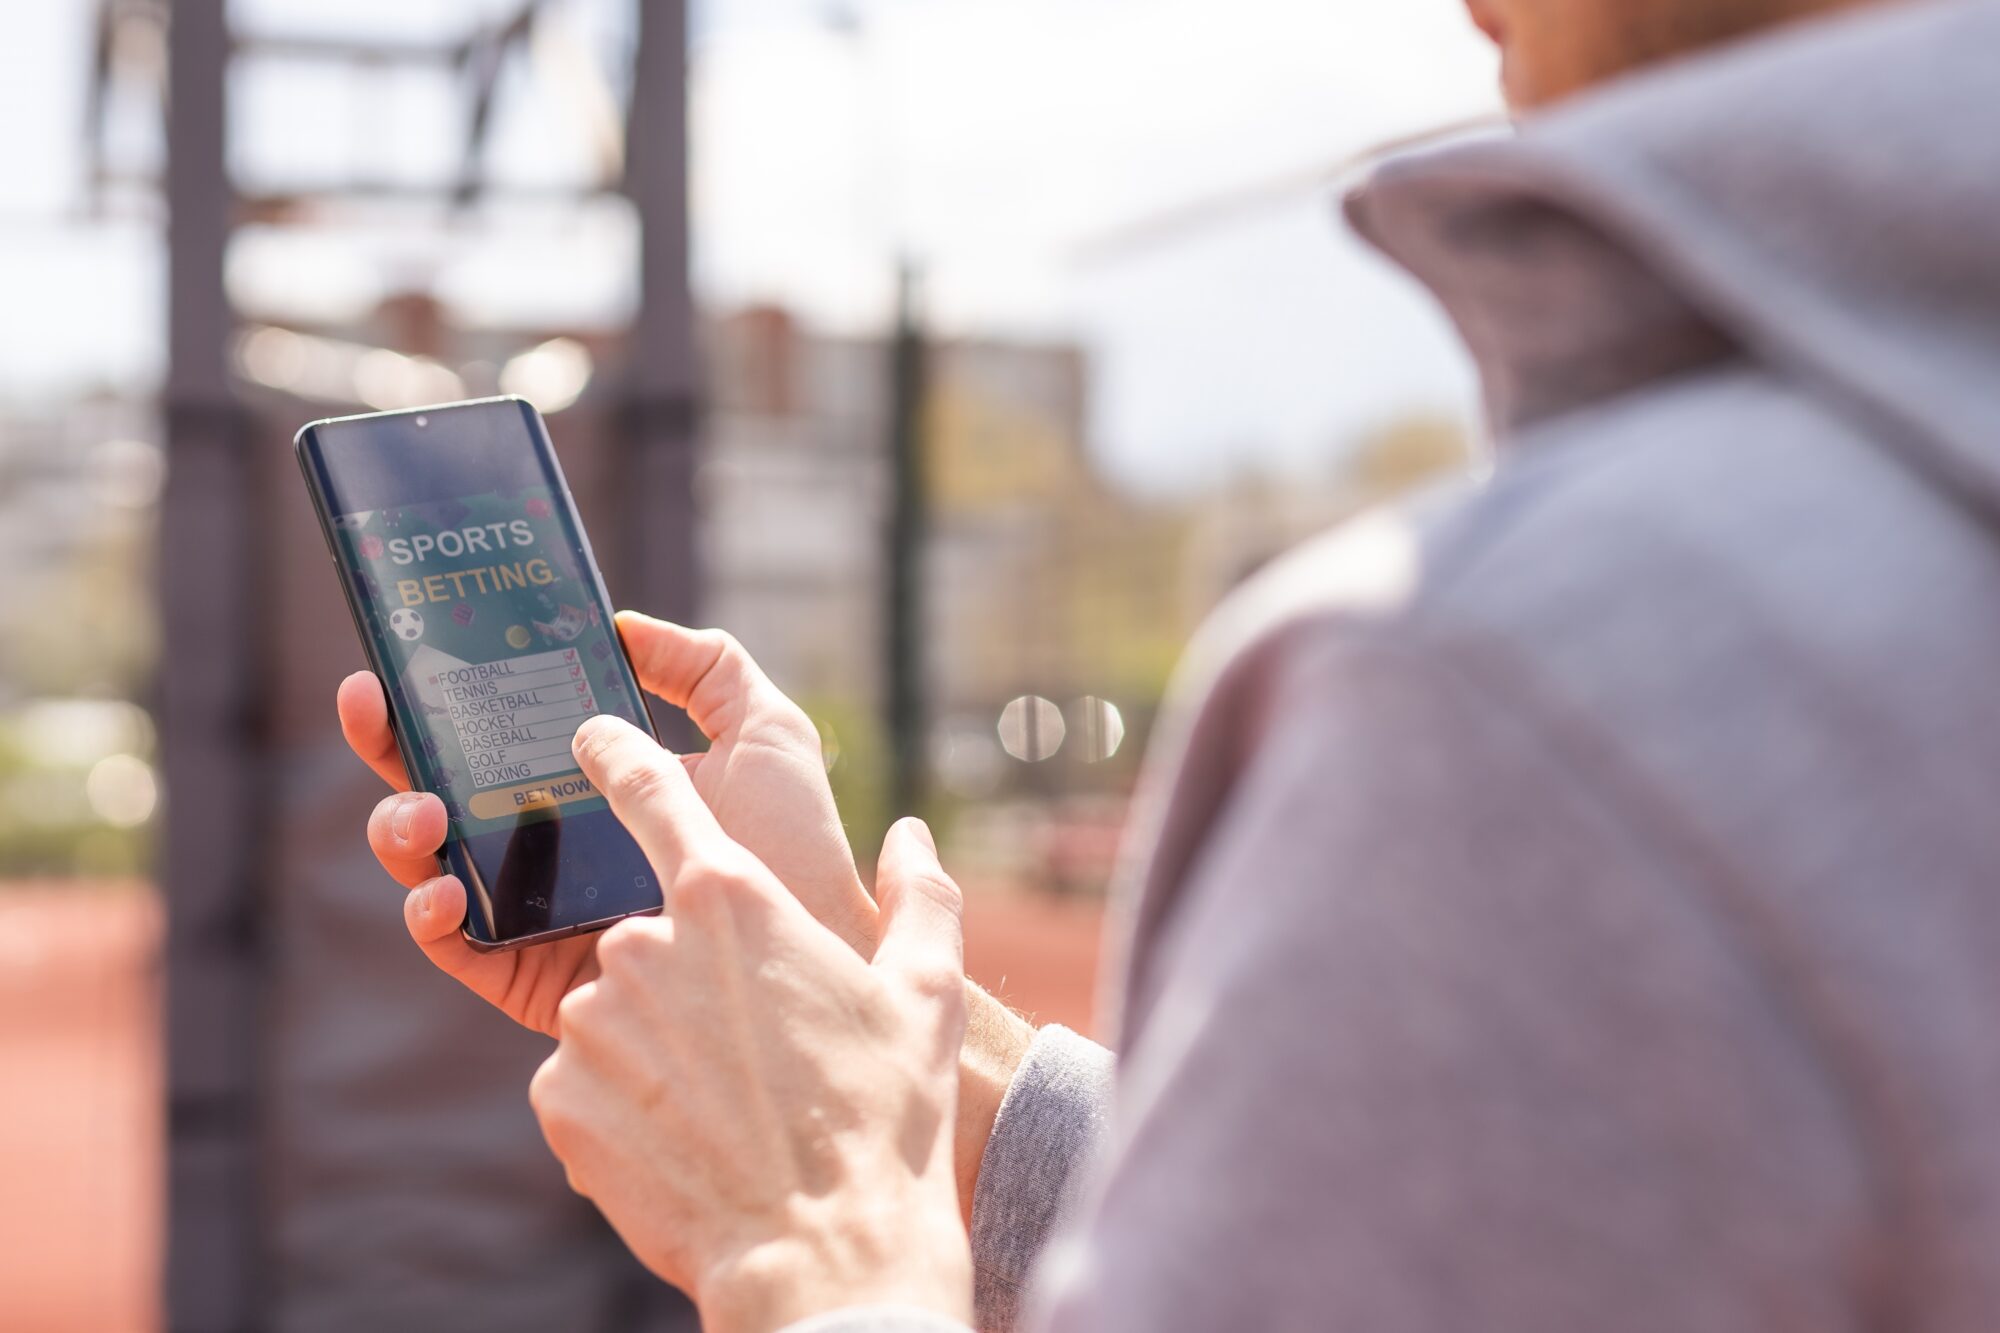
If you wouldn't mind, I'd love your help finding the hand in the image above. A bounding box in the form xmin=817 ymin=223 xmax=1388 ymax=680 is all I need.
xmin=534 ymin=716 xmax=973 ymax=1332
xmin=338 ymin=613 xmax=1034 ymax=1213
xmin=334 ymin=613 xmax=879 ymax=1036
xmin=620 ymin=612 xmax=878 ymax=954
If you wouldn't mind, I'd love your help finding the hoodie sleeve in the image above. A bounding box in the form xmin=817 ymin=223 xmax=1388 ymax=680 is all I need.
xmin=968 ymin=1025 xmax=1114 ymax=1332
xmin=1022 ymin=624 xmax=1870 ymax=1333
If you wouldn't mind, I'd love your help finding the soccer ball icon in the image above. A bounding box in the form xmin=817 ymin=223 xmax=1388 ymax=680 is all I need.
xmin=389 ymin=608 xmax=425 ymax=641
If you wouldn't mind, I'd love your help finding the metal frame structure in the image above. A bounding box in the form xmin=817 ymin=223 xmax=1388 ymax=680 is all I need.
xmin=614 ymin=1 xmax=702 ymax=746
xmin=150 ymin=3 xmax=699 ymax=1326
xmin=885 ymin=261 xmax=929 ymax=816
xmin=161 ymin=8 xmax=264 ymax=1327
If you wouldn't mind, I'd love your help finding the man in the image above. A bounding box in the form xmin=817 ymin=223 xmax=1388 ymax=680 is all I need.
xmin=339 ymin=0 xmax=2000 ymax=1328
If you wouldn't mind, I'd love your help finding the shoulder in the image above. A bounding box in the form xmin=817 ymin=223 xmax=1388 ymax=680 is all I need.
xmin=1110 ymin=365 xmax=1927 ymax=1021
xmin=1187 ymin=365 xmax=1923 ymax=709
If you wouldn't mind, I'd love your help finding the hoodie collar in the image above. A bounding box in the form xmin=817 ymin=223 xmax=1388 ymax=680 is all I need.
xmin=1344 ymin=0 xmax=2000 ymax=511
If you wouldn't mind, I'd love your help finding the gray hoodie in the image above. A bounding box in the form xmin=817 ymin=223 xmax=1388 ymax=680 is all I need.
xmin=788 ymin=2 xmax=2000 ymax=1329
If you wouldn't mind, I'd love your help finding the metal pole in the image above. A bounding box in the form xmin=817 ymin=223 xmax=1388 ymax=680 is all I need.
xmin=162 ymin=1 xmax=266 ymax=1328
xmin=596 ymin=20 xmax=706 ymax=1322
xmin=620 ymin=0 xmax=702 ymax=751
xmin=885 ymin=260 xmax=929 ymax=817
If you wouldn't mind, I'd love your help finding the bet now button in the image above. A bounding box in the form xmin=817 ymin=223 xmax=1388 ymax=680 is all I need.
xmin=467 ymin=774 xmax=601 ymax=820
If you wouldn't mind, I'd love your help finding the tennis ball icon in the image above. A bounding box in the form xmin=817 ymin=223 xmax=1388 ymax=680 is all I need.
xmin=506 ymin=624 xmax=532 ymax=650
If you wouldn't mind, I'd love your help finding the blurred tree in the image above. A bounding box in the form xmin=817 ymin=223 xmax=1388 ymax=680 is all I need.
xmin=0 ymin=518 xmax=156 ymax=701
xmin=803 ymin=692 xmax=892 ymax=873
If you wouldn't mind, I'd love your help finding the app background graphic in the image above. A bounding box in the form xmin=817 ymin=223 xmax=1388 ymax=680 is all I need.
xmin=335 ymin=484 xmax=647 ymax=837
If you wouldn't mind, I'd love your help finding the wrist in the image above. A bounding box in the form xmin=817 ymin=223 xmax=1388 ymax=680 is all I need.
xmin=955 ymin=982 xmax=1035 ymax=1226
xmin=697 ymin=1200 xmax=972 ymax=1333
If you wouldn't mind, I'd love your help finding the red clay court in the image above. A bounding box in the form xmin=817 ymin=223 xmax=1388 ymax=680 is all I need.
xmin=0 ymin=881 xmax=1099 ymax=1331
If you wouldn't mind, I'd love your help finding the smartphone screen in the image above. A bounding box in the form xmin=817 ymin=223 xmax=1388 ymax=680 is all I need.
xmin=297 ymin=397 xmax=663 ymax=950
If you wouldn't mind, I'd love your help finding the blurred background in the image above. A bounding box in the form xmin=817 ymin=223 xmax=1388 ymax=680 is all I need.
xmin=0 ymin=1 xmax=1496 ymax=1328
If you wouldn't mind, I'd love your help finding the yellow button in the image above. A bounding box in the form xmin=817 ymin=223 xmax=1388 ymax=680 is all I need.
xmin=467 ymin=773 xmax=602 ymax=820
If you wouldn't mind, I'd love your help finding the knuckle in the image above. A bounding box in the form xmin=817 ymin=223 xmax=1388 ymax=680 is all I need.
xmin=606 ymin=758 xmax=673 ymax=809
xmin=572 ymin=716 xmax=619 ymax=765
xmin=715 ymin=629 xmax=781 ymax=698
xmin=554 ymin=984 xmax=597 ymax=1035
xmin=706 ymin=628 xmax=745 ymax=661
xmin=902 ymin=961 xmax=966 ymax=1008
xmin=772 ymin=698 xmax=820 ymax=748
xmin=594 ymin=921 xmax=637 ymax=971
xmin=594 ymin=919 xmax=656 ymax=976
xmin=670 ymin=853 xmax=763 ymax=917
xmin=897 ymin=866 xmax=964 ymax=918
xmin=527 ymin=1054 xmax=564 ymax=1123
xmin=692 ymin=627 xmax=747 ymax=684
xmin=530 ymin=1063 xmax=593 ymax=1161
xmin=667 ymin=856 xmax=731 ymax=914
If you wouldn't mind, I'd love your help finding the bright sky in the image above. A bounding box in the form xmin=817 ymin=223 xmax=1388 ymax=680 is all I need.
xmin=0 ymin=0 xmax=1500 ymax=493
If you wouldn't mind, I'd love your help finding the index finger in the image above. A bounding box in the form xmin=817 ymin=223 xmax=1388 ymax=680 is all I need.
xmin=570 ymin=714 xmax=725 ymax=881
xmin=337 ymin=670 xmax=412 ymax=792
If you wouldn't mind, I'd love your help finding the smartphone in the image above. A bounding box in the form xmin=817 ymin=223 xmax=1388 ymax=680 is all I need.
xmin=296 ymin=396 xmax=664 ymax=951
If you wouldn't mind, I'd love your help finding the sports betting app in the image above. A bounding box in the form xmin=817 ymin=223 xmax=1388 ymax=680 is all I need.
xmin=334 ymin=485 xmax=646 ymax=836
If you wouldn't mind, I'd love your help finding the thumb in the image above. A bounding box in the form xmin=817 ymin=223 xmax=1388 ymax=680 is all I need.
xmin=616 ymin=612 xmax=775 ymax=743
xmin=872 ymin=817 xmax=965 ymax=990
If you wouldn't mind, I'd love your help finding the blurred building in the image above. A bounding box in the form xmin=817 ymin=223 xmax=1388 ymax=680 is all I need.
xmin=700 ymin=305 xmax=1472 ymax=891
xmin=0 ymin=296 xmax=1472 ymax=895
xmin=702 ymin=306 xmax=886 ymax=712
xmin=1183 ymin=411 xmax=1475 ymax=607
xmin=702 ymin=305 xmax=1198 ymax=846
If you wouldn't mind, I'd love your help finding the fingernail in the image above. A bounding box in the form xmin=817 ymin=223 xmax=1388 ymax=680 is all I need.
xmin=905 ymin=817 xmax=937 ymax=856
xmin=392 ymin=793 xmax=421 ymax=841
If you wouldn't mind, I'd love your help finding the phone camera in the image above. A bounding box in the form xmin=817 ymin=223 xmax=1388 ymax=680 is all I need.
xmin=414 ymin=414 xmax=429 ymax=428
